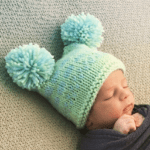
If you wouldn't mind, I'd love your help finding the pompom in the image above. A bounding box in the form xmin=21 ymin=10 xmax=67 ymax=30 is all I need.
xmin=61 ymin=12 xmax=104 ymax=48
xmin=5 ymin=43 xmax=55 ymax=91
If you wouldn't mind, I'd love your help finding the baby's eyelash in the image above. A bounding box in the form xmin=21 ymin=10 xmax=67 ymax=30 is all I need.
xmin=105 ymin=96 xmax=113 ymax=101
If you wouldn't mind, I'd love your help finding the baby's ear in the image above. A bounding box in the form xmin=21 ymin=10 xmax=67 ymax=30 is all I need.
xmin=85 ymin=118 xmax=90 ymax=127
xmin=85 ymin=117 xmax=94 ymax=130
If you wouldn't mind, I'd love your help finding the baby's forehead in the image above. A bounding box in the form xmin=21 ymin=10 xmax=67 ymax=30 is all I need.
xmin=104 ymin=78 xmax=126 ymax=89
xmin=100 ymin=77 xmax=126 ymax=93
xmin=95 ymin=70 xmax=126 ymax=97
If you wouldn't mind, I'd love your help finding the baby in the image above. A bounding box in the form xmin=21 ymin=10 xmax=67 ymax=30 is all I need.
xmin=79 ymin=69 xmax=149 ymax=150
xmin=85 ymin=69 xmax=145 ymax=134
xmin=4 ymin=13 xmax=150 ymax=150
xmin=80 ymin=69 xmax=150 ymax=150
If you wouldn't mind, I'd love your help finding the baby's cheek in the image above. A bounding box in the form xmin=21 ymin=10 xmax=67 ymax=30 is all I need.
xmin=108 ymin=109 xmax=122 ymax=119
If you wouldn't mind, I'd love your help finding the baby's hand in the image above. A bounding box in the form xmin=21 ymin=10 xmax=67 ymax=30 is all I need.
xmin=132 ymin=113 xmax=145 ymax=129
xmin=113 ymin=114 xmax=136 ymax=134
xmin=113 ymin=113 xmax=145 ymax=135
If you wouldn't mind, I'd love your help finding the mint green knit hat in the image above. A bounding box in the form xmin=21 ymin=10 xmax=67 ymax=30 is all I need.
xmin=5 ymin=12 xmax=126 ymax=129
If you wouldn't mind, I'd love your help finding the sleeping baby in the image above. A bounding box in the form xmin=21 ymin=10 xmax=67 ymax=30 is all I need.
xmin=85 ymin=69 xmax=145 ymax=133
xmin=5 ymin=12 xmax=150 ymax=150
xmin=79 ymin=69 xmax=150 ymax=150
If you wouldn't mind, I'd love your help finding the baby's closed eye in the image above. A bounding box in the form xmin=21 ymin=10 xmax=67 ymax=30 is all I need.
xmin=105 ymin=86 xmax=129 ymax=101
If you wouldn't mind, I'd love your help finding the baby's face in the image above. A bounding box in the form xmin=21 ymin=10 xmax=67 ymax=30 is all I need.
xmin=85 ymin=69 xmax=135 ymax=130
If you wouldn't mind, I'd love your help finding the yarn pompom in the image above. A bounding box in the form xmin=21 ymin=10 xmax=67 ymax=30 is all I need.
xmin=61 ymin=12 xmax=104 ymax=48
xmin=5 ymin=43 xmax=55 ymax=91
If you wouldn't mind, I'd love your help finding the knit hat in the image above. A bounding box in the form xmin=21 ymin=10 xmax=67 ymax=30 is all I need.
xmin=5 ymin=12 xmax=126 ymax=129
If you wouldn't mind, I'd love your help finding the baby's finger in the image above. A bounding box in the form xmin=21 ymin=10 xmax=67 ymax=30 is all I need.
xmin=128 ymin=125 xmax=136 ymax=134
xmin=132 ymin=113 xmax=145 ymax=127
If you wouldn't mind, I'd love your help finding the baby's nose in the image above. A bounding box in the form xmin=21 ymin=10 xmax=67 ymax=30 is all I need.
xmin=124 ymin=95 xmax=128 ymax=100
xmin=120 ymin=91 xmax=130 ymax=101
